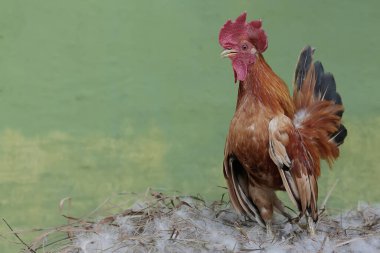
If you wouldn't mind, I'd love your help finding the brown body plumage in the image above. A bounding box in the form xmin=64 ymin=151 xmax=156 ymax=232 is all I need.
xmin=223 ymin=54 xmax=293 ymax=226
xmin=219 ymin=13 xmax=347 ymax=234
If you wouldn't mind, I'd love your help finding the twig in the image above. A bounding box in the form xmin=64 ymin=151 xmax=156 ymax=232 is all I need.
xmin=317 ymin=235 xmax=328 ymax=253
xmin=34 ymin=236 xmax=71 ymax=251
xmin=2 ymin=218 xmax=36 ymax=253
xmin=335 ymin=237 xmax=366 ymax=248
xmin=240 ymin=247 xmax=262 ymax=251
xmin=321 ymin=179 xmax=339 ymax=209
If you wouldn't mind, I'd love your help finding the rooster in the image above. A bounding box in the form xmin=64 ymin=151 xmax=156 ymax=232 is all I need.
xmin=219 ymin=12 xmax=347 ymax=235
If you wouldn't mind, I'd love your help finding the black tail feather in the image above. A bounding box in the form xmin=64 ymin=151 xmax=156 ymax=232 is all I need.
xmin=319 ymin=72 xmax=338 ymax=102
xmin=294 ymin=46 xmax=313 ymax=90
xmin=295 ymin=46 xmax=347 ymax=145
xmin=335 ymin=93 xmax=343 ymax=117
xmin=314 ymin=61 xmax=324 ymax=91
xmin=332 ymin=125 xmax=347 ymax=146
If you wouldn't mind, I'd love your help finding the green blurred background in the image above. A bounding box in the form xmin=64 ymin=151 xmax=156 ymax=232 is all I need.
xmin=0 ymin=0 xmax=379 ymax=251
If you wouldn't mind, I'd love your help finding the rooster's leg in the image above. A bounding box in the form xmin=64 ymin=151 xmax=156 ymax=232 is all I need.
xmin=248 ymin=186 xmax=276 ymax=237
xmin=307 ymin=216 xmax=316 ymax=236
xmin=266 ymin=220 xmax=274 ymax=238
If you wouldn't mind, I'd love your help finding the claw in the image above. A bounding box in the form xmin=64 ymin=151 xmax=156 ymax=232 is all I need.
xmin=266 ymin=221 xmax=274 ymax=239
xmin=288 ymin=216 xmax=300 ymax=224
xmin=289 ymin=213 xmax=303 ymax=224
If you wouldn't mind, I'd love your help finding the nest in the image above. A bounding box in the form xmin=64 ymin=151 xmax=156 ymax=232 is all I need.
xmin=5 ymin=189 xmax=380 ymax=253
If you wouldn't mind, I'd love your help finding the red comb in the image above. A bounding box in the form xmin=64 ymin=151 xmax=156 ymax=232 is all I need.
xmin=219 ymin=12 xmax=268 ymax=53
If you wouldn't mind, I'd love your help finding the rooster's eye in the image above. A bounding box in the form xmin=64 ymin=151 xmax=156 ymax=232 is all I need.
xmin=241 ymin=44 xmax=248 ymax=51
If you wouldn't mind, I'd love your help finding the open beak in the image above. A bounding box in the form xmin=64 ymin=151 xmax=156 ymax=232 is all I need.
xmin=220 ymin=49 xmax=238 ymax=58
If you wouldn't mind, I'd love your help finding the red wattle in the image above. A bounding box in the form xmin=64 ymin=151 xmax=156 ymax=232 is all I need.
xmin=232 ymin=59 xmax=248 ymax=83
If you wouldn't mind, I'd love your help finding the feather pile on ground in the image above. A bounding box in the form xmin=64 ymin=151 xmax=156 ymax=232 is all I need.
xmin=13 ymin=190 xmax=380 ymax=252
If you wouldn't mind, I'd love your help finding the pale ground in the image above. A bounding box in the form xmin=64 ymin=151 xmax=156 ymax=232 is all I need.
xmin=18 ymin=191 xmax=380 ymax=253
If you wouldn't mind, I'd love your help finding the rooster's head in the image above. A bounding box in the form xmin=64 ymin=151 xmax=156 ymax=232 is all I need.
xmin=219 ymin=12 xmax=268 ymax=83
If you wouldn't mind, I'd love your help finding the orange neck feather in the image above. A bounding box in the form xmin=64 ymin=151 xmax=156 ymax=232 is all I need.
xmin=237 ymin=54 xmax=294 ymax=116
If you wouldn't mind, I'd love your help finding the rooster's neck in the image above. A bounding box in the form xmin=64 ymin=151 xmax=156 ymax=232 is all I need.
xmin=236 ymin=54 xmax=294 ymax=116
